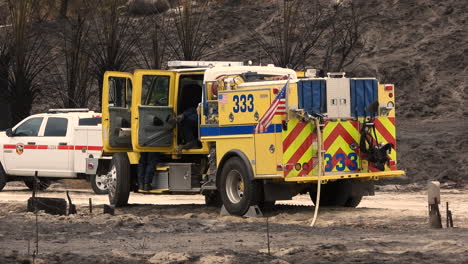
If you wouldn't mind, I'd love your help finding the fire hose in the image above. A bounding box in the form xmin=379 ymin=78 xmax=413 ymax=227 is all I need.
xmin=309 ymin=117 xmax=323 ymax=227
xmin=291 ymin=110 xmax=323 ymax=227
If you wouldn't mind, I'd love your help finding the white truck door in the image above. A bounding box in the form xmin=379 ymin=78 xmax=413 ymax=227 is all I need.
xmin=326 ymin=78 xmax=351 ymax=119
xmin=36 ymin=117 xmax=73 ymax=177
xmin=3 ymin=117 xmax=45 ymax=176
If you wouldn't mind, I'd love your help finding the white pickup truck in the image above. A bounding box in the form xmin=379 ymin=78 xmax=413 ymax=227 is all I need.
xmin=0 ymin=109 xmax=109 ymax=194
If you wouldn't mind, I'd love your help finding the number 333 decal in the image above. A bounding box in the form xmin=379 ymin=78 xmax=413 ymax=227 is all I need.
xmin=324 ymin=153 xmax=358 ymax=172
xmin=232 ymin=94 xmax=254 ymax=113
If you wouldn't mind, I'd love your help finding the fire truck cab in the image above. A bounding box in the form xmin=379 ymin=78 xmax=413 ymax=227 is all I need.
xmin=102 ymin=61 xmax=404 ymax=216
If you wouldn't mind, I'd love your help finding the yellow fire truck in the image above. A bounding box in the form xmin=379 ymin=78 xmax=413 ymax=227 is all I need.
xmin=100 ymin=61 xmax=404 ymax=216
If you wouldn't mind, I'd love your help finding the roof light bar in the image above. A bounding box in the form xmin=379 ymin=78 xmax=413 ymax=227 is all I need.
xmin=167 ymin=61 xmax=244 ymax=69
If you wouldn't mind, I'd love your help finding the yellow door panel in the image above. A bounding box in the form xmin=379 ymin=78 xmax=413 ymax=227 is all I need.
xmin=131 ymin=70 xmax=177 ymax=153
xmin=102 ymin=71 xmax=134 ymax=153
xmin=254 ymin=132 xmax=278 ymax=175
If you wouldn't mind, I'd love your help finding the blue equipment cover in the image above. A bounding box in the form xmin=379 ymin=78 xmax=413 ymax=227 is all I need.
xmin=298 ymin=80 xmax=327 ymax=115
xmin=350 ymin=79 xmax=378 ymax=117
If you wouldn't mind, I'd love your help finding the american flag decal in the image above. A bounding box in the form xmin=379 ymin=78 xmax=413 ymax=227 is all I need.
xmin=254 ymin=80 xmax=288 ymax=134
xmin=218 ymin=94 xmax=228 ymax=104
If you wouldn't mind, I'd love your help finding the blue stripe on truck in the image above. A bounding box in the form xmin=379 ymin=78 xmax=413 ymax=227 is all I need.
xmin=200 ymin=124 xmax=282 ymax=137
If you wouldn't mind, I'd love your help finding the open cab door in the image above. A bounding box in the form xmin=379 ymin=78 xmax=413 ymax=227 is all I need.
xmin=102 ymin=71 xmax=134 ymax=153
xmin=131 ymin=70 xmax=177 ymax=152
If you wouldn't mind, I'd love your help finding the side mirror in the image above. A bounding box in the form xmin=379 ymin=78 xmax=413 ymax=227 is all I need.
xmin=5 ymin=128 xmax=13 ymax=137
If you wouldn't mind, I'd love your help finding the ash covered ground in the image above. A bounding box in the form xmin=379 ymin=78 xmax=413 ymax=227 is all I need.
xmin=1 ymin=181 xmax=468 ymax=264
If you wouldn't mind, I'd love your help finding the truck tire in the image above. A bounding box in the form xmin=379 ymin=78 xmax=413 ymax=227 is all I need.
xmin=24 ymin=177 xmax=51 ymax=191
xmin=219 ymin=157 xmax=260 ymax=216
xmin=344 ymin=195 xmax=363 ymax=208
xmin=309 ymin=182 xmax=348 ymax=207
xmin=90 ymin=174 xmax=109 ymax=195
xmin=0 ymin=164 xmax=6 ymax=191
xmin=108 ymin=153 xmax=131 ymax=207
xmin=310 ymin=180 xmax=364 ymax=207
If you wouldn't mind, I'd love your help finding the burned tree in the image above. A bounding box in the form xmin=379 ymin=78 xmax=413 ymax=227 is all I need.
xmin=136 ymin=11 xmax=169 ymax=69
xmin=87 ymin=0 xmax=140 ymax=105
xmin=53 ymin=13 xmax=94 ymax=108
xmin=320 ymin=2 xmax=367 ymax=72
xmin=0 ymin=28 xmax=12 ymax=129
xmin=164 ymin=0 xmax=211 ymax=61
xmin=59 ymin=0 xmax=69 ymax=19
xmin=251 ymin=0 xmax=328 ymax=70
xmin=5 ymin=0 xmax=55 ymax=125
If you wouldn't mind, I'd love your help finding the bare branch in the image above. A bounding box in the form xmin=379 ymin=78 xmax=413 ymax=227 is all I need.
xmin=164 ymin=0 xmax=211 ymax=61
xmin=86 ymin=0 xmax=141 ymax=105
xmin=251 ymin=0 xmax=327 ymax=70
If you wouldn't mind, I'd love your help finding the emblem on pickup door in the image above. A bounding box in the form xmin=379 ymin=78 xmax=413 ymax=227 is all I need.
xmin=16 ymin=143 xmax=24 ymax=155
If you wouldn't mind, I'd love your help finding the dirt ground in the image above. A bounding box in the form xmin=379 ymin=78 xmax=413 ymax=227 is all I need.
xmin=1 ymin=181 xmax=468 ymax=264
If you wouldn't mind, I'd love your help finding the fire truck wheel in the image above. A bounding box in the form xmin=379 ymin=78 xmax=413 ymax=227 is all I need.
xmin=219 ymin=157 xmax=260 ymax=216
xmin=108 ymin=153 xmax=131 ymax=207
xmin=204 ymin=191 xmax=222 ymax=207
xmin=0 ymin=164 xmax=6 ymax=191
xmin=24 ymin=177 xmax=51 ymax=191
xmin=309 ymin=182 xmax=348 ymax=207
xmin=344 ymin=195 xmax=363 ymax=208
xmin=90 ymin=174 xmax=109 ymax=195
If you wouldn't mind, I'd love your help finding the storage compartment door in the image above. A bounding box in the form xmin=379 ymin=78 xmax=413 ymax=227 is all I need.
xmin=326 ymin=78 xmax=351 ymax=119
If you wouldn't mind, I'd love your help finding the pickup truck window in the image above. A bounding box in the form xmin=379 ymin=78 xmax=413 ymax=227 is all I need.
xmin=44 ymin=117 xmax=68 ymax=137
xmin=14 ymin=117 xmax=43 ymax=137
xmin=79 ymin=117 xmax=102 ymax=126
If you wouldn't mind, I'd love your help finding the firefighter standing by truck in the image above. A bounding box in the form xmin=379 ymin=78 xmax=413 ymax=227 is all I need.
xmin=99 ymin=61 xmax=404 ymax=216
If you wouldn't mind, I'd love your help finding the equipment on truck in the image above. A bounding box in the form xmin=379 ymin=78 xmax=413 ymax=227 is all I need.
xmin=0 ymin=109 xmax=109 ymax=194
xmin=101 ymin=62 xmax=404 ymax=216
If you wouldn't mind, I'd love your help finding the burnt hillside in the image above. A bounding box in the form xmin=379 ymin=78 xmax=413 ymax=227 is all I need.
xmin=204 ymin=0 xmax=467 ymax=120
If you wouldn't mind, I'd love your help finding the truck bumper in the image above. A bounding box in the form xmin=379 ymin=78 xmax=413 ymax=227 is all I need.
xmin=284 ymin=170 xmax=405 ymax=183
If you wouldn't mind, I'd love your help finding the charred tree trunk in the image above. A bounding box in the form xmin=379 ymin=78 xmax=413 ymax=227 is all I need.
xmin=59 ymin=0 xmax=69 ymax=19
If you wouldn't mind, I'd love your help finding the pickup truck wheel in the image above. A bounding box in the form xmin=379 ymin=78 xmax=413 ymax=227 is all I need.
xmin=24 ymin=178 xmax=51 ymax=191
xmin=219 ymin=157 xmax=260 ymax=216
xmin=108 ymin=153 xmax=131 ymax=207
xmin=90 ymin=174 xmax=109 ymax=195
xmin=0 ymin=164 xmax=6 ymax=191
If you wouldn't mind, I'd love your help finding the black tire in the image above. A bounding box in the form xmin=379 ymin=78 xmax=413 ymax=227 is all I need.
xmin=309 ymin=181 xmax=348 ymax=207
xmin=24 ymin=177 xmax=51 ymax=191
xmin=0 ymin=164 xmax=6 ymax=191
xmin=310 ymin=180 xmax=364 ymax=207
xmin=219 ymin=157 xmax=260 ymax=216
xmin=108 ymin=153 xmax=131 ymax=207
xmin=90 ymin=174 xmax=109 ymax=195
xmin=344 ymin=195 xmax=363 ymax=208
xmin=204 ymin=191 xmax=222 ymax=207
